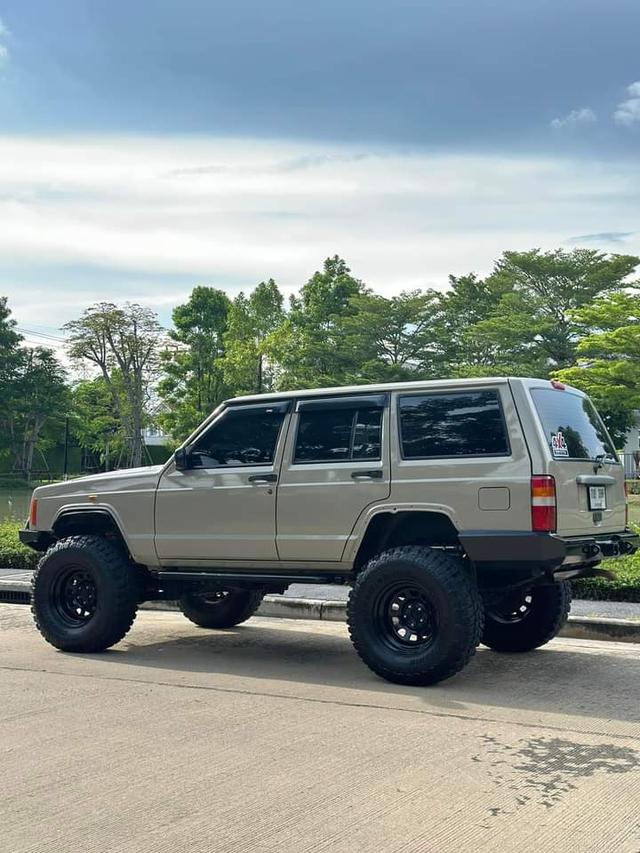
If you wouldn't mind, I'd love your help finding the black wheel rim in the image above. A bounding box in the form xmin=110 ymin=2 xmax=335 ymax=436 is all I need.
xmin=488 ymin=591 xmax=534 ymax=624
xmin=52 ymin=568 xmax=98 ymax=627
xmin=374 ymin=583 xmax=438 ymax=650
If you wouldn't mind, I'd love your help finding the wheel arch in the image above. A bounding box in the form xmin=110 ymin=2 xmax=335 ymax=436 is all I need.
xmin=351 ymin=508 xmax=461 ymax=572
xmin=51 ymin=508 xmax=132 ymax=558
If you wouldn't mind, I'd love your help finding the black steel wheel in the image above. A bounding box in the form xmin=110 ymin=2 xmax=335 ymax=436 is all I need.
xmin=347 ymin=546 xmax=483 ymax=686
xmin=178 ymin=588 xmax=264 ymax=629
xmin=375 ymin=584 xmax=438 ymax=649
xmin=52 ymin=568 xmax=98 ymax=626
xmin=31 ymin=535 xmax=140 ymax=653
xmin=482 ymin=581 xmax=572 ymax=652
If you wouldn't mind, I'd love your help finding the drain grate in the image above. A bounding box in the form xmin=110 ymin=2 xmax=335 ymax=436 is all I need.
xmin=0 ymin=589 xmax=31 ymax=605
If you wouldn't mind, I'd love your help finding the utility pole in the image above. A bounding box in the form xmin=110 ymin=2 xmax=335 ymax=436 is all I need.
xmin=62 ymin=415 xmax=70 ymax=480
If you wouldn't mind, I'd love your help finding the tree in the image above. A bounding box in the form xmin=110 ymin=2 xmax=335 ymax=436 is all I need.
xmin=222 ymin=279 xmax=285 ymax=394
xmin=0 ymin=297 xmax=24 ymax=462
xmin=71 ymin=377 xmax=124 ymax=471
xmin=475 ymin=249 xmax=639 ymax=373
xmin=9 ymin=348 xmax=69 ymax=480
xmin=554 ymin=291 xmax=640 ymax=445
xmin=64 ymin=303 xmax=163 ymax=468
xmin=158 ymin=287 xmax=231 ymax=439
xmin=270 ymin=256 xmax=367 ymax=389
xmin=335 ymin=289 xmax=444 ymax=382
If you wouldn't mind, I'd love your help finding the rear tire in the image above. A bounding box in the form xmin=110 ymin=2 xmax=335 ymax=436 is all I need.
xmin=347 ymin=546 xmax=483 ymax=686
xmin=31 ymin=535 xmax=140 ymax=653
xmin=178 ymin=589 xmax=265 ymax=629
xmin=481 ymin=581 xmax=572 ymax=652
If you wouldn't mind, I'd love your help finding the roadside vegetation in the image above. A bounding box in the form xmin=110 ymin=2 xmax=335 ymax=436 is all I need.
xmin=1 ymin=247 xmax=639 ymax=480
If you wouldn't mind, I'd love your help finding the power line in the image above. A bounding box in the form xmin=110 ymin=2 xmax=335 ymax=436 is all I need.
xmin=17 ymin=327 xmax=67 ymax=343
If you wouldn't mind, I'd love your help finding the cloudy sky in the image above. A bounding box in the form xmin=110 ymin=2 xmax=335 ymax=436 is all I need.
xmin=0 ymin=0 xmax=639 ymax=347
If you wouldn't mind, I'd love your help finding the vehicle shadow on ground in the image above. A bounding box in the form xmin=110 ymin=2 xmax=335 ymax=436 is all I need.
xmin=80 ymin=617 xmax=640 ymax=724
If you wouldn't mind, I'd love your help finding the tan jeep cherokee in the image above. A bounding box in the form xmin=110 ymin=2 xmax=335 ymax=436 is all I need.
xmin=21 ymin=377 xmax=637 ymax=685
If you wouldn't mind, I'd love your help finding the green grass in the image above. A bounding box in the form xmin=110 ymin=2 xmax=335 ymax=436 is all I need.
xmin=573 ymin=551 xmax=640 ymax=602
xmin=0 ymin=520 xmax=38 ymax=571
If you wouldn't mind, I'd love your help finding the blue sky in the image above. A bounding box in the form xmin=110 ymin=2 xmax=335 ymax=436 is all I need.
xmin=0 ymin=0 xmax=639 ymax=345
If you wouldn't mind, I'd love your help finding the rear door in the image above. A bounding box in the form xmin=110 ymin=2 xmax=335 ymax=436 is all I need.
xmin=276 ymin=394 xmax=390 ymax=561
xmin=526 ymin=382 xmax=626 ymax=535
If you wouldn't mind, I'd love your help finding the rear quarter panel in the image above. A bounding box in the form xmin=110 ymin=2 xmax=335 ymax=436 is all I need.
xmin=381 ymin=383 xmax=532 ymax=533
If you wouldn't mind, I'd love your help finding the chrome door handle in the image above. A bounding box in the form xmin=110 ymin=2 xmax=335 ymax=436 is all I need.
xmin=351 ymin=470 xmax=383 ymax=480
xmin=248 ymin=473 xmax=278 ymax=484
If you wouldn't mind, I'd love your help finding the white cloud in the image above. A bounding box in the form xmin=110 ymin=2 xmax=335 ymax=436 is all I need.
xmin=550 ymin=108 xmax=597 ymax=129
xmin=0 ymin=136 xmax=639 ymax=328
xmin=614 ymin=80 xmax=640 ymax=126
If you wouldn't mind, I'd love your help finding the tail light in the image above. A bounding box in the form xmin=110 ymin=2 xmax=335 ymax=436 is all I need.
xmin=531 ymin=476 xmax=556 ymax=532
xmin=29 ymin=498 xmax=38 ymax=528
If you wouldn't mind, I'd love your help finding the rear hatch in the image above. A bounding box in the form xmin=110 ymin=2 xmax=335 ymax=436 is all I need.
xmin=528 ymin=383 xmax=626 ymax=536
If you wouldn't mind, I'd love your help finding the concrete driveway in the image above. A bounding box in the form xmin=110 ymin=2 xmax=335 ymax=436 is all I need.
xmin=1 ymin=604 xmax=639 ymax=853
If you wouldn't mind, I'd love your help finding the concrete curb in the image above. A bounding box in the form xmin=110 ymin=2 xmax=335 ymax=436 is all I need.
xmin=2 ymin=576 xmax=639 ymax=644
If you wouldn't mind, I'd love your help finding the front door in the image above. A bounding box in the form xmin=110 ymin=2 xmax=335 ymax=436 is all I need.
xmin=155 ymin=402 xmax=290 ymax=563
xmin=276 ymin=395 xmax=391 ymax=562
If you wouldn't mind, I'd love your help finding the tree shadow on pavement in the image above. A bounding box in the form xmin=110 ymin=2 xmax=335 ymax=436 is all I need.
xmin=77 ymin=615 xmax=640 ymax=726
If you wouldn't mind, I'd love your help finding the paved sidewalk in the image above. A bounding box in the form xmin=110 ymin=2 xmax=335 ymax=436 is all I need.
xmin=2 ymin=568 xmax=638 ymax=621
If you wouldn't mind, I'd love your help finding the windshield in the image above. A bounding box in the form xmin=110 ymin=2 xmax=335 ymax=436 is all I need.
xmin=530 ymin=388 xmax=618 ymax=463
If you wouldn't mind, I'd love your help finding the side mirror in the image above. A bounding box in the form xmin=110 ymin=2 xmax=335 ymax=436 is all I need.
xmin=174 ymin=447 xmax=193 ymax=471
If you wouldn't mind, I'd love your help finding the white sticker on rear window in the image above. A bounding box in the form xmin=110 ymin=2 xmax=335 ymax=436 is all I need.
xmin=551 ymin=431 xmax=569 ymax=458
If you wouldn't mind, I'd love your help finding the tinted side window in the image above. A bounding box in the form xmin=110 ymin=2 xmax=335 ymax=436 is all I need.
xmin=294 ymin=407 xmax=382 ymax=463
xmin=399 ymin=391 xmax=509 ymax=458
xmin=191 ymin=408 xmax=285 ymax=468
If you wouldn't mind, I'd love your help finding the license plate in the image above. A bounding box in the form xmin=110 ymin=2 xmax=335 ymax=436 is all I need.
xmin=588 ymin=486 xmax=607 ymax=510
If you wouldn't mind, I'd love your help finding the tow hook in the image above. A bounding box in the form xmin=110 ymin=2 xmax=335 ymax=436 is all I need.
xmin=582 ymin=543 xmax=601 ymax=558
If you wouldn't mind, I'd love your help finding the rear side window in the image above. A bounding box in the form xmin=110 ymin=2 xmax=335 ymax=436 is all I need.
xmin=530 ymin=388 xmax=618 ymax=462
xmin=398 ymin=390 xmax=510 ymax=459
xmin=294 ymin=407 xmax=382 ymax=463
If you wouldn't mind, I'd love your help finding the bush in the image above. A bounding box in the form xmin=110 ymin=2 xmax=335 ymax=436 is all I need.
xmin=572 ymin=551 xmax=640 ymax=602
xmin=0 ymin=520 xmax=39 ymax=571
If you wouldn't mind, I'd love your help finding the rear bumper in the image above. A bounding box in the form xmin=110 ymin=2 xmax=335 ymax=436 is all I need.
xmin=460 ymin=529 xmax=638 ymax=571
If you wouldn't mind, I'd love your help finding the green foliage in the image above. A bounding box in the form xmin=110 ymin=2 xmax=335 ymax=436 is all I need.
xmin=222 ymin=279 xmax=285 ymax=395
xmin=70 ymin=377 xmax=126 ymax=468
xmin=554 ymin=291 xmax=640 ymax=445
xmin=572 ymin=551 xmax=640 ymax=602
xmin=441 ymin=249 xmax=639 ymax=378
xmin=64 ymin=302 xmax=163 ymax=467
xmin=336 ymin=289 xmax=444 ymax=382
xmin=0 ymin=520 xmax=38 ymax=570
xmin=158 ymin=287 xmax=231 ymax=440
xmin=271 ymin=256 xmax=367 ymax=389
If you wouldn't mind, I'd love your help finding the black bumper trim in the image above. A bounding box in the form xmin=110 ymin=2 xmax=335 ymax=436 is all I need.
xmin=18 ymin=529 xmax=54 ymax=552
xmin=460 ymin=530 xmax=638 ymax=569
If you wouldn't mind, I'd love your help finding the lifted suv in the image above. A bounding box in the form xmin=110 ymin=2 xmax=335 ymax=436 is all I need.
xmin=21 ymin=377 xmax=637 ymax=685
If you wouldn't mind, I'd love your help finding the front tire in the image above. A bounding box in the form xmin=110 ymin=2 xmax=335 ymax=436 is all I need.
xmin=178 ymin=589 xmax=265 ymax=629
xmin=481 ymin=581 xmax=572 ymax=652
xmin=347 ymin=546 xmax=483 ymax=686
xmin=31 ymin=535 xmax=140 ymax=652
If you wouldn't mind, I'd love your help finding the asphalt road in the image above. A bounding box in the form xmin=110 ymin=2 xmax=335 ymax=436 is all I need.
xmin=1 ymin=605 xmax=639 ymax=853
